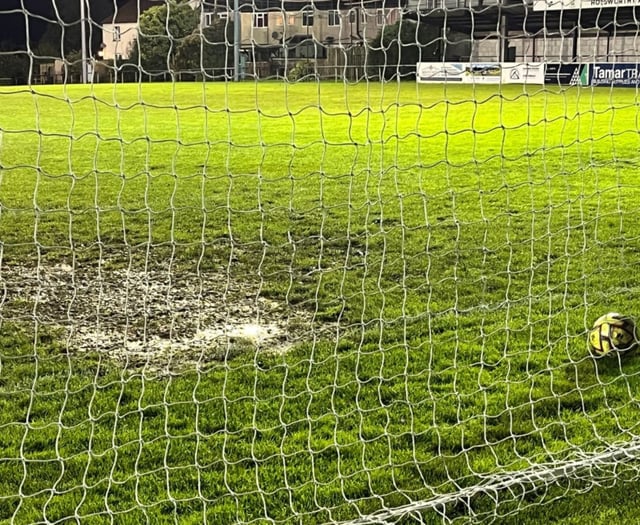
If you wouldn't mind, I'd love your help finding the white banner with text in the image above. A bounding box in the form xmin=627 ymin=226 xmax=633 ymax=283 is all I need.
xmin=417 ymin=63 xmax=545 ymax=85
xmin=533 ymin=0 xmax=640 ymax=10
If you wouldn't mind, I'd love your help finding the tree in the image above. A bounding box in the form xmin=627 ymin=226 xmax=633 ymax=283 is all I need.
xmin=0 ymin=42 xmax=29 ymax=84
xmin=130 ymin=1 xmax=199 ymax=73
xmin=175 ymin=21 xmax=234 ymax=77
xmin=367 ymin=19 xmax=441 ymax=80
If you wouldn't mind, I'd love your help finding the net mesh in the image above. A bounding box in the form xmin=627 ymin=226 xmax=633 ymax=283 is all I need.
xmin=2 ymin=0 xmax=640 ymax=523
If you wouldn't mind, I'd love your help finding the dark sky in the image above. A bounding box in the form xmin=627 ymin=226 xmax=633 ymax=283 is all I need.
xmin=0 ymin=0 xmax=126 ymax=49
xmin=0 ymin=0 xmax=32 ymax=48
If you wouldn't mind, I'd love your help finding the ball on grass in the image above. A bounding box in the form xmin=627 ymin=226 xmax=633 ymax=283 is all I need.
xmin=588 ymin=312 xmax=638 ymax=358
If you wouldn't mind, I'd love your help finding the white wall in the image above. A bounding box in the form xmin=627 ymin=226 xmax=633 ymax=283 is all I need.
xmin=578 ymin=33 xmax=640 ymax=62
xmin=102 ymin=22 xmax=138 ymax=60
xmin=469 ymin=32 xmax=640 ymax=63
xmin=470 ymin=37 xmax=502 ymax=61
xmin=607 ymin=34 xmax=640 ymax=62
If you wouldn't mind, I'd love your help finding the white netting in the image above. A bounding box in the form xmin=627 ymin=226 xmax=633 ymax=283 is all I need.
xmin=2 ymin=0 xmax=640 ymax=524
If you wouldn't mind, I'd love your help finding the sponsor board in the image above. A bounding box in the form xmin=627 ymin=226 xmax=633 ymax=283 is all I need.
xmin=591 ymin=63 xmax=640 ymax=87
xmin=463 ymin=63 xmax=503 ymax=84
xmin=417 ymin=62 xmax=502 ymax=84
xmin=416 ymin=62 xmax=465 ymax=82
xmin=501 ymin=63 xmax=545 ymax=85
xmin=544 ymin=64 xmax=590 ymax=86
xmin=417 ymin=62 xmax=542 ymax=84
xmin=419 ymin=62 xmax=640 ymax=88
xmin=533 ymin=0 xmax=640 ymax=10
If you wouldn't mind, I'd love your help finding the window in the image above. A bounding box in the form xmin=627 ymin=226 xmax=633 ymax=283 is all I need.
xmin=204 ymin=12 xmax=214 ymax=26
xmin=218 ymin=12 xmax=229 ymax=20
xmin=113 ymin=25 xmax=121 ymax=41
xmin=302 ymin=9 xmax=314 ymax=26
xmin=328 ymin=10 xmax=339 ymax=26
xmin=288 ymin=15 xmax=296 ymax=25
xmin=376 ymin=9 xmax=386 ymax=25
xmin=348 ymin=9 xmax=366 ymax=24
xmin=253 ymin=12 xmax=268 ymax=28
xmin=301 ymin=40 xmax=314 ymax=58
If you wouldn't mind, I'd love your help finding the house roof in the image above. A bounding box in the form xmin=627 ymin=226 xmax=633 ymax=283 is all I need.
xmin=102 ymin=0 xmax=165 ymax=24
xmin=100 ymin=0 xmax=404 ymax=25
xmin=200 ymin=0 xmax=405 ymax=11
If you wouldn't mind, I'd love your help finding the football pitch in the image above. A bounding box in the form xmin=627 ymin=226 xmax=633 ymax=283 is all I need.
xmin=1 ymin=81 xmax=640 ymax=523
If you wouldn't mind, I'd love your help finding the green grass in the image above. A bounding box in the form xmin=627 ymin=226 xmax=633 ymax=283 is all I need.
xmin=2 ymin=81 xmax=640 ymax=523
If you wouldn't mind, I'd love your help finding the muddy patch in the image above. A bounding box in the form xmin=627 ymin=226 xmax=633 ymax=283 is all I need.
xmin=0 ymin=261 xmax=330 ymax=374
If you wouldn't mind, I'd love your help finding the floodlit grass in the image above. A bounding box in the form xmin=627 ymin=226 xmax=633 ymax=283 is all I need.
xmin=2 ymin=81 xmax=640 ymax=523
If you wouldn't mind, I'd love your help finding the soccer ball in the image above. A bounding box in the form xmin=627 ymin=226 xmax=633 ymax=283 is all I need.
xmin=588 ymin=313 xmax=638 ymax=357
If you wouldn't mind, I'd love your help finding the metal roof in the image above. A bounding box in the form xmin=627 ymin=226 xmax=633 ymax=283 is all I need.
xmin=415 ymin=3 xmax=640 ymax=34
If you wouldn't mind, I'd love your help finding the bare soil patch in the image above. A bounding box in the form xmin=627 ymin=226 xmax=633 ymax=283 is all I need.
xmin=1 ymin=260 xmax=328 ymax=374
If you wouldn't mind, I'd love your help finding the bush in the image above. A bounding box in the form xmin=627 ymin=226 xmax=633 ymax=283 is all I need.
xmin=367 ymin=19 xmax=440 ymax=80
xmin=288 ymin=61 xmax=317 ymax=82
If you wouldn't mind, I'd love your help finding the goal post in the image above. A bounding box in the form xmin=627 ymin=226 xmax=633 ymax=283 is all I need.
xmin=2 ymin=0 xmax=640 ymax=524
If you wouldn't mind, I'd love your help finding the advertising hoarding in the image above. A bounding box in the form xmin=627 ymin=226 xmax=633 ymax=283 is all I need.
xmin=463 ymin=63 xmax=503 ymax=84
xmin=416 ymin=63 xmax=502 ymax=84
xmin=533 ymin=0 xmax=640 ymax=11
xmin=590 ymin=63 xmax=640 ymax=87
xmin=544 ymin=64 xmax=590 ymax=86
xmin=501 ymin=63 xmax=545 ymax=84
xmin=417 ymin=63 xmax=544 ymax=85
xmin=418 ymin=62 xmax=640 ymax=88
xmin=416 ymin=62 xmax=465 ymax=82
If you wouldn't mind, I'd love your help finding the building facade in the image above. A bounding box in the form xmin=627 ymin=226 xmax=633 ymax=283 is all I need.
xmin=199 ymin=0 xmax=405 ymax=77
xmin=98 ymin=0 xmax=640 ymax=78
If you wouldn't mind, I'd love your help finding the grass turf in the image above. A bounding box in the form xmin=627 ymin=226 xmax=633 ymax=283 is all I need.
xmin=1 ymin=81 xmax=640 ymax=523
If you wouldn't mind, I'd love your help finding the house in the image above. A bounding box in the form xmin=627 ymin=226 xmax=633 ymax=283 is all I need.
xmin=199 ymin=0 xmax=405 ymax=78
xmin=99 ymin=0 xmax=404 ymax=77
xmin=239 ymin=2 xmax=404 ymax=49
xmin=100 ymin=0 xmax=202 ymax=61
xmin=100 ymin=0 xmax=165 ymax=61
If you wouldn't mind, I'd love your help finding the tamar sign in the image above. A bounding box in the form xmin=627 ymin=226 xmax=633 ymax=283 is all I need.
xmin=591 ymin=63 xmax=640 ymax=87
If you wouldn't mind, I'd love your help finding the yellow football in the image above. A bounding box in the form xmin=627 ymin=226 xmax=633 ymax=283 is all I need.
xmin=588 ymin=313 xmax=637 ymax=357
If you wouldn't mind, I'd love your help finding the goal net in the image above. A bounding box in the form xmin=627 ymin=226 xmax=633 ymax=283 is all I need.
xmin=1 ymin=0 xmax=640 ymax=523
